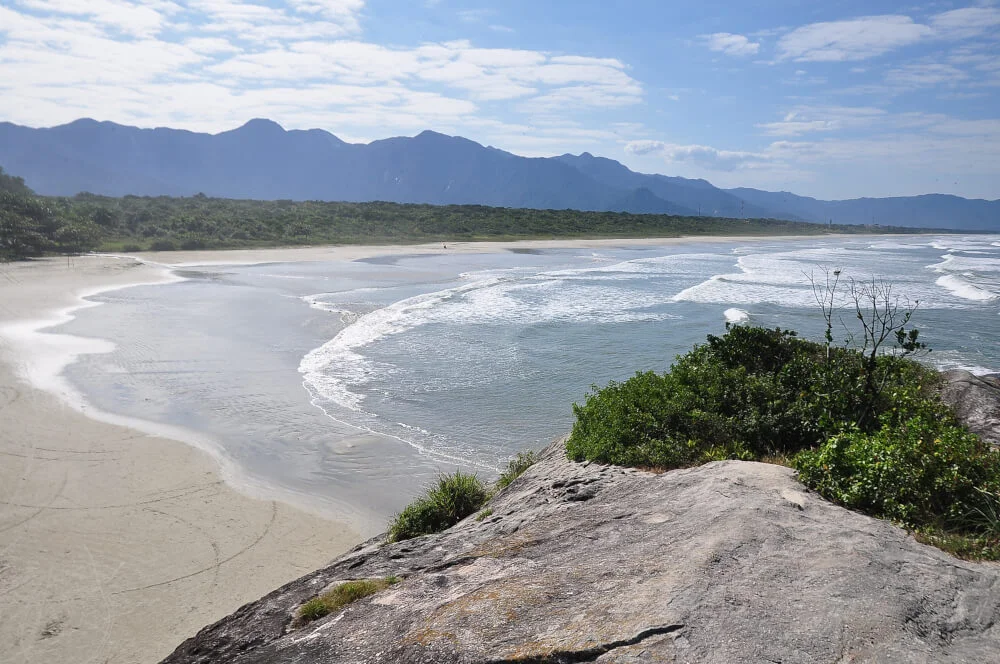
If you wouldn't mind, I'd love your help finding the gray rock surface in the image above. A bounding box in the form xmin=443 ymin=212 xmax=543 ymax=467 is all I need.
xmin=940 ymin=370 xmax=1000 ymax=446
xmin=162 ymin=438 xmax=1000 ymax=664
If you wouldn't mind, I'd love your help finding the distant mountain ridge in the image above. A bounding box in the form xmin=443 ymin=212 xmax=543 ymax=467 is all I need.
xmin=0 ymin=118 xmax=997 ymax=230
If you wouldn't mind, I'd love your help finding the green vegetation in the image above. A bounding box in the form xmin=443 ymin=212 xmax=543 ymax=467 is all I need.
xmin=388 ymin=472 xmax=490 ymax=542
xmin=388 ymin=450 xmax=538 ymax=542
xmin=1 ymin=171 xmax=932 ymax=261
xmin=567 ymin=285 xmax=1000 ymax=559
xmin=69 ymin=194 xmax=908 ymax=249
xmin=0 ymin=181 xmax=102 ymax=260
xmin=296 ymin=577 xmax=400 ymax=624
xmin=496 ymin=451 xmax=538 ymax=491
xmin=0 ymin=167 xmax=33 ymax=196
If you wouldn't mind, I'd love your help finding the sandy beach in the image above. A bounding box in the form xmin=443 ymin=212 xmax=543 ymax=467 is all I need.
xmin=0 ymin=254 xmax=365 ymax=664
xmin=0 ymin=233 xmax=868 ymax=663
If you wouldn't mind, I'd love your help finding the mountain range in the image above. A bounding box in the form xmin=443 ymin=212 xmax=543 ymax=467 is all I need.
xmin=0 ymin=118 xmax=997 ymax=231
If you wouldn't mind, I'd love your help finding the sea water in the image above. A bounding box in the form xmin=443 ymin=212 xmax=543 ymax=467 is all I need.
xmin=56 ymin=235 xmax=1000 ymax=534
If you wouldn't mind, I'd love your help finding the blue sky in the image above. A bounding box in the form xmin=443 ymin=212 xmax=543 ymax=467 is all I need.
xmin=1 ymin=1 xmax=998 ymax=200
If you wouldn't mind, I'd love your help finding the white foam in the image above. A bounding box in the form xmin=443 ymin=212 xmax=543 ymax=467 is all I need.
xmin=671 ymin=247 xmax=859 ymax=308
xmin=0 ymin=266 xmax=185 ymax=407
xmin=928 ymin=253 xmax=1000 ymax=274
xmin=867 ymin=240 xmax=923 ymax=251
xmin=300 ymin=277 xmax=506 ymax=411
xmin=935 ymin=274 xmax=998 ymax=301
xmin=539 ymin=252 xmax=729 ymax=280
xmin=929 ymin=237 xmax=1000 ymax=252
xmin=724 ymin=308 xmax=750 ymax=323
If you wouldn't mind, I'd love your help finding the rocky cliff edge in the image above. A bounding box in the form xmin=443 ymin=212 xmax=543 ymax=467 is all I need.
xmin=162 ymin=375 xmax=1000 ymax=664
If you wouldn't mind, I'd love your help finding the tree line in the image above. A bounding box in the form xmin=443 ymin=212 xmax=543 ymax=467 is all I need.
xmin=1 ymin=170 xmax=934 ymax=260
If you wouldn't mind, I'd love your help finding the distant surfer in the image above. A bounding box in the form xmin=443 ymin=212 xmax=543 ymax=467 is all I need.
xmin=443 ymin=243 xmax=447 ymax=249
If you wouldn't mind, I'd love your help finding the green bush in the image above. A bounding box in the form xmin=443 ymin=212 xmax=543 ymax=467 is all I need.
xmin=567 ymin=325 xmax=946 ymax=470
xmin=496 ymin=451 xmax=537 ymax=491
xmin=388 ymin=472 xmax=489 ymax=542
xmin=565 ymin=323 xmax=1000 ymax=558
xmin=297 ymin=577 xmax=400 ymax=624
xmin=568 ymin=327 xmax=861 ymax=468
xmin=795 ymin=413 xmax=1000 ymax=529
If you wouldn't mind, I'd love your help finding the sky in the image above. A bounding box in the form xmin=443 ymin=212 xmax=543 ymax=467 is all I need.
xmin=1 ymin=1 xmax=999 ymax=201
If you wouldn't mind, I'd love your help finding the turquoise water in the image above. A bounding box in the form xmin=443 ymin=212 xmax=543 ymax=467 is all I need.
xmin=58 ymin=235 xmax=1000 ymax=533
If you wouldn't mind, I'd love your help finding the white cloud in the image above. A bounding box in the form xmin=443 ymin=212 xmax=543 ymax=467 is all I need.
xmin=931 ymin=6 xmax=1000 ymax=40
xmin=457 ymin=8 xmax=494 ymax=24
xmin=625 ymin=140 xmax=768 ymax=171
xmin=777 ymin=15 xmax=932 ymax=62
xmin=188 ymin=0 xmax=364 ymax=41
xmin=756 ymin=106 xmax=886 ymax=136
xmin=184 ymin=37 xmax=241 ymax=55
xmin=0 ymin=0 xmax=645 ymax=160
xmin=11 ymin=0 xmax=176 ymax=38
xmin=885 ymin=63 xmax=968 ymax=89
xmin=701 ymin=33 xmax=760 ymax=57
xmin=772 ymin=7 xmax=1000 ymax=65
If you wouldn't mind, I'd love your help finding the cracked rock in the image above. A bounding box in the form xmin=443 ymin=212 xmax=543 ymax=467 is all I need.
xmin=163 ymin=431 xmax=1000 ymax=663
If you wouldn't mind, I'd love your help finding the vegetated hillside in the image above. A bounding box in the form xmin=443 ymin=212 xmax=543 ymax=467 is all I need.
xmin=1 ymin=119 xmax=997 ymax=230
xmin=59 ymin=194 xmax=927 ymax=252
xmin=554 ymin=152 xmax=772 ymax=219
xmin=0 ymin=176 xmax=946 ymax=259
xmin=0 ymin=166 xmax=33 ymax=196
xmin=728 ymin=187 xmax=1000 ymax=231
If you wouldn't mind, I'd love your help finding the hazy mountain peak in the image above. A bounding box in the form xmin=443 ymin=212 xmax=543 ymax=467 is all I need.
xmin=415 ymin=129 xmax=450 ymax=140
xmin=236 ymin=118 xmax=286 ymax=133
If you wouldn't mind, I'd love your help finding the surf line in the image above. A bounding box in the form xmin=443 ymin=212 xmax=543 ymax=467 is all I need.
xmin=299 ymin=378 xmax=498 ymax=472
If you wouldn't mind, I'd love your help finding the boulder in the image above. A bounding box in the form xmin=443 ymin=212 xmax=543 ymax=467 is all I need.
xmin=939 ymin=369 xmax=1000 ymax=446
xmin=162 ymin=439 xmax=1000 ymax=664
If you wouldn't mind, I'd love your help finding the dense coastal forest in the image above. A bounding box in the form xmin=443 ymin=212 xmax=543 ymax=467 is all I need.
xmin=0 ymin=166 xmax=934 ymax=260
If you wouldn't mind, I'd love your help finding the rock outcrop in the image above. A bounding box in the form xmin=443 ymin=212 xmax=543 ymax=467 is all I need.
xmin=940 ymin=370 xmax=1000 ymax=446
xmin=162 ymin=436 xmax=1000 ymax=664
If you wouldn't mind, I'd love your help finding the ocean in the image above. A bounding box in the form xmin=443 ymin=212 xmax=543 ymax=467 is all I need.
xmin=55 ymin=235 xmax=1000 ymax=536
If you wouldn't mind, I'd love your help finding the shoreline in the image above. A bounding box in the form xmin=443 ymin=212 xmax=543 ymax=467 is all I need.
xmin=114 ymin=231 xmax=882 ymax=266
xmin=0 ymin=255 xmax=360 ymax=664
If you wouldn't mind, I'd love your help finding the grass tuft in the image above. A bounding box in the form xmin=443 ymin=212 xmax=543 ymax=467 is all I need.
xmin=388 ymin=471 xmax=489 ymax=542
xmin=496 ymin=451 xmax=537 ymax=491
xmin=296 ymin=577 xmax=400 ymax=624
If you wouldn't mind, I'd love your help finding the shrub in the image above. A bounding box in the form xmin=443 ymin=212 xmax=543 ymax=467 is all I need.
xmin=496 ymin=451 xmax=537 ymax=491
xmin=121 ymin=243 xmax=143 ymax=253
xmin=388 ymin=471 xmax=489 ymax=542
xmin=567 ymin=325 xmax=945 ymax=471
xmin=566 ymin=321 xmax=1000 ymax=558
xmin=567 ymin=327 xmax=861 ymax=469
xmin=149 ymin=239 xmax=177 ymax=251
xmin=296 ymin=577 xmax=400 ymax=624
xmin=794 ymin=413 xmax=1000 ymax=530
